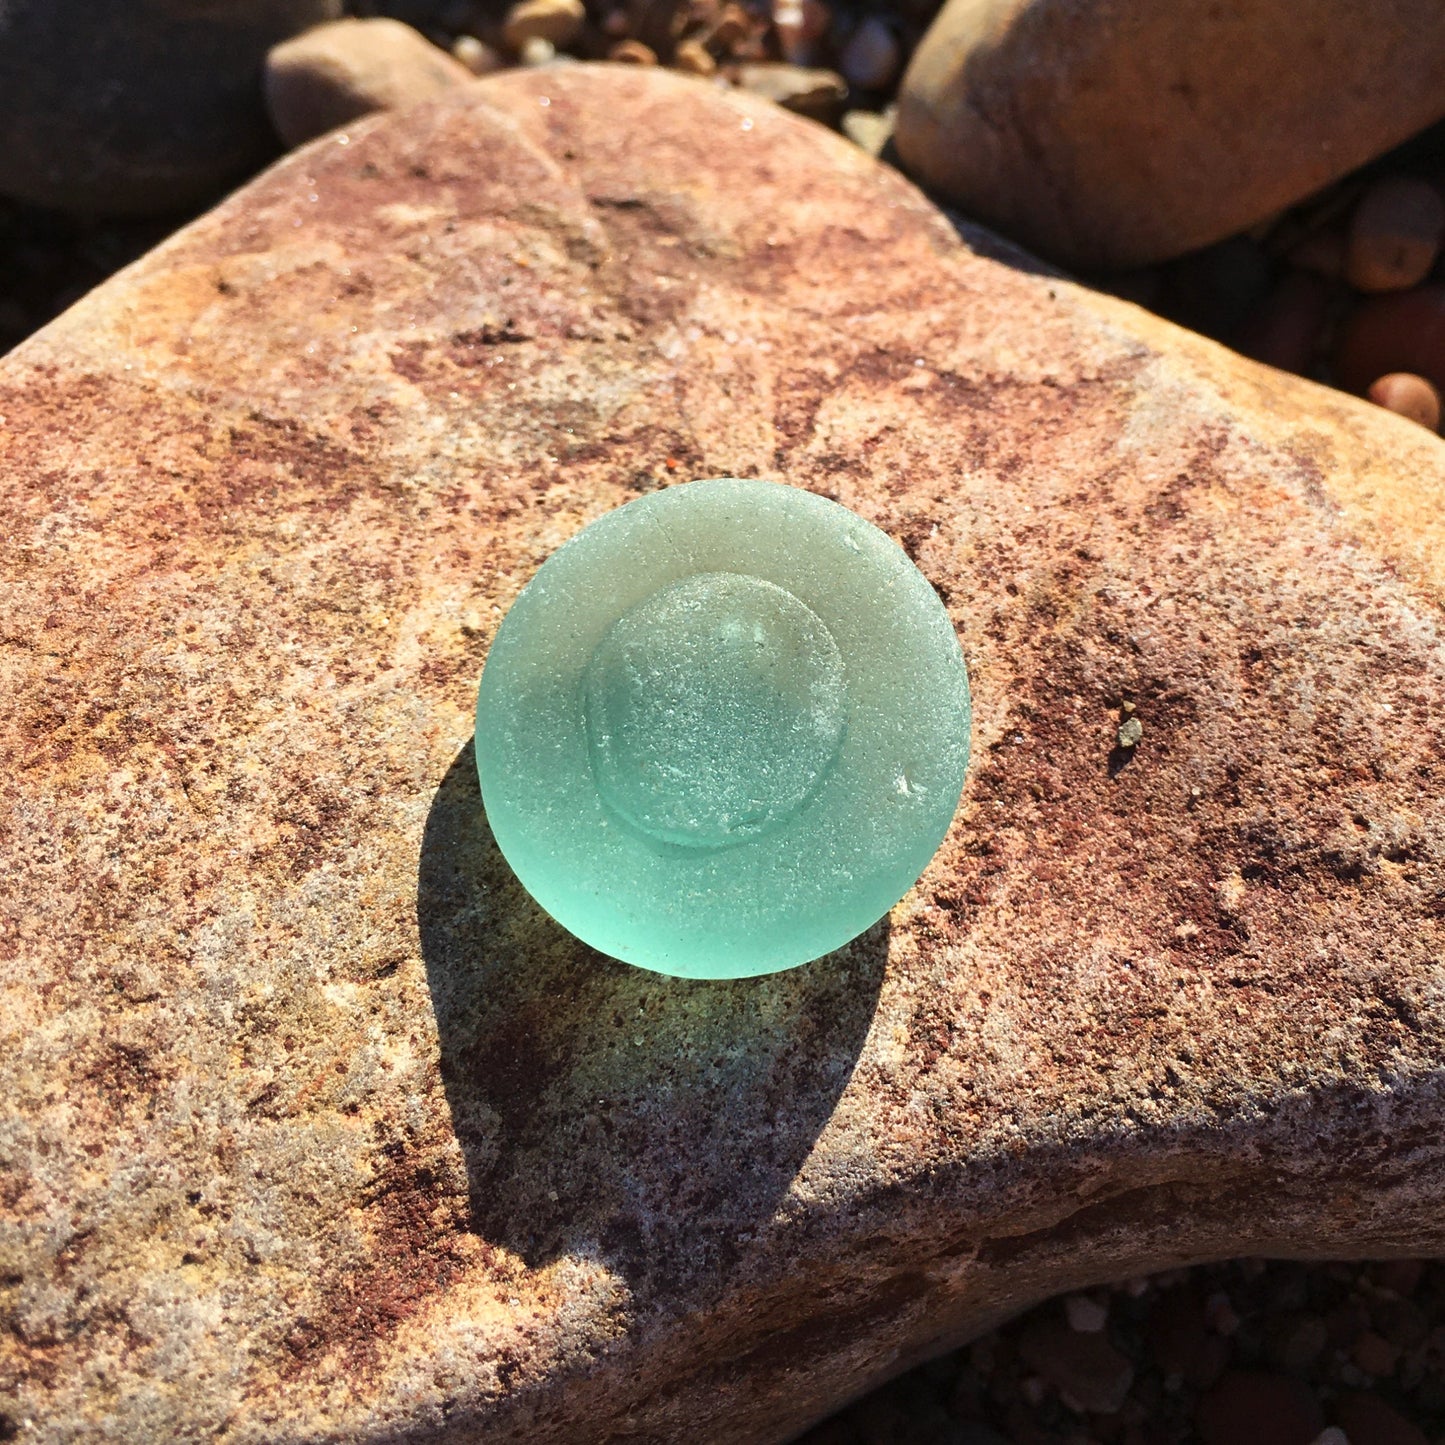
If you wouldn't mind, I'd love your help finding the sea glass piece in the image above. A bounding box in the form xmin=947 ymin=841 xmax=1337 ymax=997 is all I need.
xmin=473 ymin=477 xmax=971 ymax=979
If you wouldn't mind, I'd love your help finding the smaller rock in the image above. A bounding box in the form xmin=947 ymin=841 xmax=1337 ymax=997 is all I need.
xmin=1117 ymin=717 xmax=1143 ymax=749
xmin=709 ymin=3 xmax=753 ymax=49
xmin=840 ymin=17 xmax=901 ymax=92
xmin=1351 ymin=1329 xmax=1402 ymax=1379
xmin=1333 ymin=1391 xmax=1430 ymax=1445
xmin=1064 ymin=1292 xmax=1109 ymax=1334
xmin=451 ymin=34 xmax=505 ymax=75
xmin=265 ymin=19 xmax=472 ymax=149
xmin=1347 ymin=177 xmax=1445 ymax=294
xmin=735 ymin=64 xmax=847 ymax=122
xmin=1195 ymin=1370 xmax=1325 ymax=1445
xmin=521 ymin=35 xmax=558 ymax=65
xmin=842 ymin=107 xmax=894 ymax=157
xmin=1016 ymin=1316 xmax=1134 ymax=1414
xmin=503 ymin=0 xmax=586 ymax=51
xmin=673 ymin=38 xmax=716 ymax=74
xmin=611 ymin=38 xmax=658 ymax=63
xmin=1366 ymin=372 xmax=1442 ymax=432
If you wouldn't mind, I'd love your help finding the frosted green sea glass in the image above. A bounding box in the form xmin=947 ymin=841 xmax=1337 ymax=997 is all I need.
xmin=473 ymin=477 xmax=971 ymax=979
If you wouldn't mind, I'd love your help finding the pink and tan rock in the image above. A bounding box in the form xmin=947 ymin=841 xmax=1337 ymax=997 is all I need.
xmin=895 ymin=0 xmax=1445 ymax=271
xmin=2 ymin=64 xmax=1445 ymax=1445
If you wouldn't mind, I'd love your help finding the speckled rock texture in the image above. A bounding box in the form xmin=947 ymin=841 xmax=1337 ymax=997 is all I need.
xmin=2 ymin=64 xmax=1444 ymax=1445
xmin=896 ymin=0 xmax=1445 ymax=271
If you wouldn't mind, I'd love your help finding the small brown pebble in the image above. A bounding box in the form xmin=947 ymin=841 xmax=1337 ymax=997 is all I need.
xmin=1347 ymin=176 xmax=1445 ymax=294
xmin=1333 ymin=284 xmax=1445 ymax=394
xmin=708 ymin=2 xmax=751 ymax=48
xmin=1352 ymin=1329 xmax=1402 ymax=1378
xmin=672 ymin=37 xmax=715 ymax=73
xmin=451 ymin=33 xmax=504 ymax=75
xmin=735 ymin=63 xmax=847 ymax=122
xmin=1367 ymin=372 xmax=1441 ymax=432
xmin=610 ymin=38 xmax=658 ymax=62
xmin=502 ymin=0 xmax=585 ymax=52
xmin=1195 ymin=1369 xmax=1324 ymax=1445
xmin=1333 ymin=1391 xmax=1430 ymax=1445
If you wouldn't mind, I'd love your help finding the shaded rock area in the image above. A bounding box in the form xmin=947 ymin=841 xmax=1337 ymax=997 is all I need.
xmin=895 ymin=0 xmax=1445 ymax=270
xmin=0 ymin=0 xmax=340 ymax=215
xmin=801 ymin=1256 xmax=1445 ymax=1443
xmin=2 ymin=64 xmax=1445 ymax=1445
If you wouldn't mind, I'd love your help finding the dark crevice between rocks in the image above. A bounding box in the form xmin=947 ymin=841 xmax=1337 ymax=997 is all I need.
xmin=416 ymin=740 xmax=887 ymax=1298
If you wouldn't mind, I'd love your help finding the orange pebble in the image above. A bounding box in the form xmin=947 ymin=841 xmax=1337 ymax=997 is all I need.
xmin=1367 ymin=371 xmax=1441 ymax=431
xmin=609 ymin=38 xmax=657 ymax=62
xmin=1346 ymin=176 xmax=1445 ymax=293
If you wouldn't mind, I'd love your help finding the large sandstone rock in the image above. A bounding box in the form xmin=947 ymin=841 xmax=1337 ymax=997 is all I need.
xmin=0 ymin=0 xmax=340 ymax=215
xmin=2 ymin=64 xmax=1445 ymax=1445
xmin=895 ymin=0 xmax=1445 ymax=271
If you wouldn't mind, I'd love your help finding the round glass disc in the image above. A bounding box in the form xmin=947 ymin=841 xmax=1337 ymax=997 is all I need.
xmin=473 ymin=477 xmax=971 ymax=979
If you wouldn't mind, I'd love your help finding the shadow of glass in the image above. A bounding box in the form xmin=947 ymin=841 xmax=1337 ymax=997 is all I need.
xmin=415 ymin=742 xmax=888 ymax=1296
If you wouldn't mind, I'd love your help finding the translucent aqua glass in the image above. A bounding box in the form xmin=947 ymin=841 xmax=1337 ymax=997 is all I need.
xmin=474 ymin=478 xmax=971 ymax=978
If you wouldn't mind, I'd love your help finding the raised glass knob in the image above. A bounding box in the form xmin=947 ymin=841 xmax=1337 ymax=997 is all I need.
xmin=473 ymin=477 xmax=971 ymax=979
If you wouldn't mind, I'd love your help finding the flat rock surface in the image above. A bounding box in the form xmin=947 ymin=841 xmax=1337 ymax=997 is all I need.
xmin=2 ymin=64 xmax=1445 ymax=1445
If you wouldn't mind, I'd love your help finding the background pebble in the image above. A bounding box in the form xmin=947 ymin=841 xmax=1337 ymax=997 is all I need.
xmin=1346 ymin=176 xmax=1445 ymax=294
xmin=264 ymin=17 xmax=472 ymax=148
